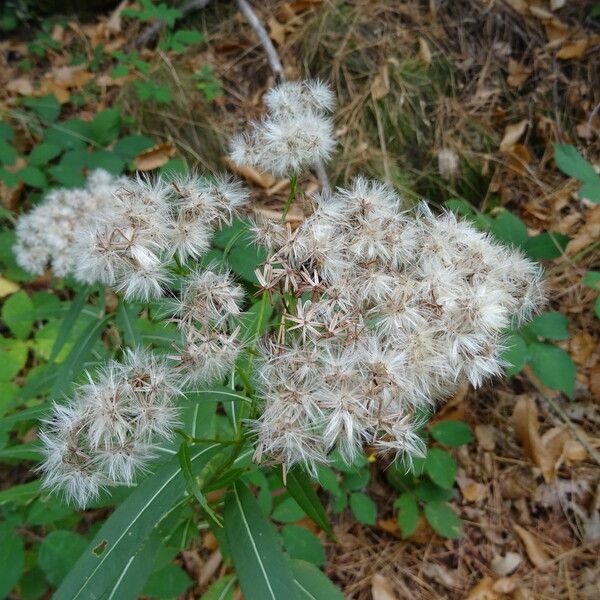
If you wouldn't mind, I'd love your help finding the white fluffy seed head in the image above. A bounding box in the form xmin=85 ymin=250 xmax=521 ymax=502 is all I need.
xmin=251 ymin=175 xmax=546 ymax=474
xmin=38 ymin=348 xmax=181 ymax=507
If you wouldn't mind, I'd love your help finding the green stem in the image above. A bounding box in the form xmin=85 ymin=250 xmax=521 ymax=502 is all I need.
xmin=281 ymin=175 xmax=298 ymax=222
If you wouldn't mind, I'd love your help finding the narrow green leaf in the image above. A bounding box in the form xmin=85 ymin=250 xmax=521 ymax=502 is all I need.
xmin=523 ymin=232 xmax=569 ymax=260
xmin=178 ymin=441 xmax=222 ymax=527
xmin=54 ymin=444 xmax=222 ymax=600
xmin=116 ymin=301 xmax=142 ymax=347
xmin=49 ymin=286 xmax=90 ymax=363
xmin=285 ymin=467 xmax=333 ymax=535
xmin=101 ymin=533 xmax=161 ymax=600
xmin=224 ymin=481 xmax=299 ymax=600
xmin=290 ymin=559 xmax=345 ymax=600
xmin=49 ymin=313 xmax=111 ymax=400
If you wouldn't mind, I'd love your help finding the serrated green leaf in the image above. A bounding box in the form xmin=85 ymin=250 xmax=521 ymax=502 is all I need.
xmin=2 ymin=290 xmax=34 ymax=339
xmin=425 ymin=448 xmax=457 ymax=490
xmin=18 ymin=165 xmax=47 ymax=188
xmin=554 ymin=144 xmax=599 ymax=183
xmin=113 ymin=135 xmax=154 ymax=162
xmin=86 ymin=150 xmax=125 ymax=174
xmin=394 ymin=493 xmax=419 ymax=538
xmin=490 ymin=211 xmax=528 ymax=247
xmin=24 ymin=94 xmax=61 ymax=123
xmin=528 ymin=342 xmax=576 ymax=397
xmin=423 ymin=501 xmax=462 ymax=539
xmin=285 ymin=467 xmax=333 ymax=535
xmin=90 ymin=108 xmax=121 ymax=146
xmin=282 ymin=525 xmax=325 ymax=567
xmin=349 ymin=492 xmax=377 ymax=525
xmin=28 ymin=142 xmax=62 ymax=166
xmin=0 ymin=139 xmax=17 ymax=165
xmin=414 ymin=479 xmax=453 ymax=502
xmin=523 ymin=232 xmax=569 ymax=260
xmin=502 ymin=332 xmax=528 ymax=377
xmin=583 ymin=271 xmax=600 ymax=290
xmin=430 ymin=420 xmax=473 ymax=448
xmin=224 ymin=481 xmax=299 ymax=600
xmin=54 ymin=444 xmax=222 ymax=600
xmin=526 ymin=311 xmax=569 ymax=340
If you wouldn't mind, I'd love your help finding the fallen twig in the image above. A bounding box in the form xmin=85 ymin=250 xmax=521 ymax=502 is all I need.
xmin=235 ymin=0 xmax=331 ymax=192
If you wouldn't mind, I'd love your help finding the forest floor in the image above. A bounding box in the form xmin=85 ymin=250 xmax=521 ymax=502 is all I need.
xmin=2 ymin=1 xmax=600 ymax=598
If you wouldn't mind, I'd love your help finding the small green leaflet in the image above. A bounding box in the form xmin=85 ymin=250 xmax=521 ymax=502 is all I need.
xmin=429 ymin=421 xmax=473 ymax=448
xmin=425 ymin=448 xmax=457 ymax=490
xmin=554 ymin=144 xmax=600 ymax=203
xmin=394 ymin=493 xmax=419 ymax=538
xmin=423 ymin=501 xmax=462 ymax=539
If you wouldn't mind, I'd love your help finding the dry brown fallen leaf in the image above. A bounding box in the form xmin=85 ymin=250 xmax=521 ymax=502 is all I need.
xmin=0 ymin=278 xmax=19 ymax=298
xmin=557 ymin=38 xmax=590 ymax=60
xmin=371 ymin=573 xmax=398 ymax=600
xmin=464 ymin=575 xmax=501 ymax=600
xmin=475 ymin=424 xmax=496 ymax=451
xmin=507 ymin=59 xmax=532 ymax=87
xmin=371 ymin=63 xmax=390 ymax=100
xmin=569 ymin=332 xmax=596 ymax=365
xmin=491 ymin=552 xmax=523 ymax=577
xmin=223 ymin=157 xmax=276 ymax=188
xmin=513 ymin=524 xmax=551 ymax=569
xmin=418 ymin=37 xmax=432 ymax=67
xmin=134 ymin=143 xmax=176 ymax=171
xmin=6 ymin=77 xmax=34 ymax=96
xmin=268 ymin=17 xmax=287 ymax=45
xmin=512 ymin=395 xmax=570 ymax=482
xmin=499 ymin=120 xmax=528 ymax=152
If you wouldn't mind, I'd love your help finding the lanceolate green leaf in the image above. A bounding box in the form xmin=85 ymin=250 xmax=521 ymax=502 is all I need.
xmin=48 ymin=286 xmax=91 ymax=363
xmin=285 ymin=467 xmax=333 ymax=536
xmin=224 ymin=481 xmax=299 ymax=600
xmin=178 ymin=441 xmax=222 ymax=527
xmin=49 ymin=313 xmax=111 ymax=400
xmin=101 ymin=533 xmax=161 ymax=600
xmin=290 ymin=560 xmax=345 ymax=600
xmin=54 ymin=444 xmax=222 ymax=600
xmin=0 ymin=479 xmax=41 ymax=505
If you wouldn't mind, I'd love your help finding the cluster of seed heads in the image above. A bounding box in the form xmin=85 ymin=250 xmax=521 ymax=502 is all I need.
xmin=15 ymin=170 xmax=249 ymax=301
xmin=14 ymin=79 xmax=546 ymax=504
xmin=248 ymin=178 xmax=544 ymax=474
xmin=38 ymin=349 xmax=181 ymax=507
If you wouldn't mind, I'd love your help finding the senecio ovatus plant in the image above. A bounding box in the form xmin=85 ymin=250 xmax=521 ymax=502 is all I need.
xmin=14 ymin=80 xmax=544 ymax=509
